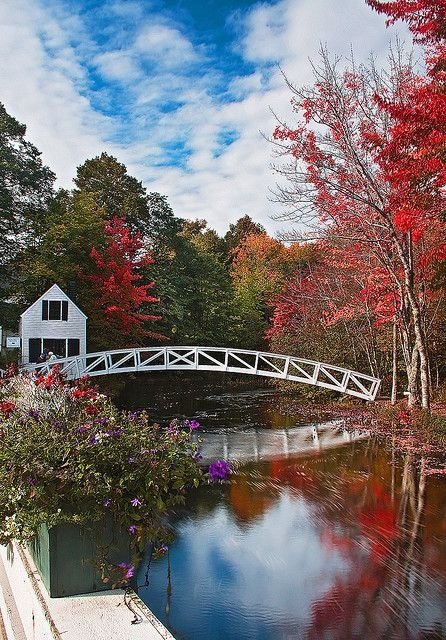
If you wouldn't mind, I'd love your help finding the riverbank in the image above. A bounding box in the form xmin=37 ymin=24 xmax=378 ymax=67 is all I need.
xmin=274 ymin=396 xmax=446 ymax=475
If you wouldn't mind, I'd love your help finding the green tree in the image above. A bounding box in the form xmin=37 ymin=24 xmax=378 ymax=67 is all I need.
xmin=182 ymin=219 xmax=227 ymax=262
xmin=0 ymin=102 xmax=55 ymax=293
xmin=15 ymin=190 xmax=105 ymax=305
xmin=74 ymin=153 xmax=152 ymax=236
xmin=176 ymin=240 xmax=232 ymax=345
xmin=223 ymin=215 xmax=265 ymax=260
xmin=152 ymin=219 xmax=233 ymax=345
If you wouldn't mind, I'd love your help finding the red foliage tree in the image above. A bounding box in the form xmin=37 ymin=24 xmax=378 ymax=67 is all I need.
xmin=267 ymin=239 xmax=396 ymax=377
xmin=367 ymin=0 xmax=446 ymax=46
xmin=271 ymin=46 xmax=446 ymax=407
xmin=82 ymin=216 xmax=163 ymax=348
xmin=366 ymin=0 xmax=446 ymax=238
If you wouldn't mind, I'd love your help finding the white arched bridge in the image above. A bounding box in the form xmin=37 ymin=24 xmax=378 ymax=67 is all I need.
xmin=24 ymin=346 xmax=380 ymax=401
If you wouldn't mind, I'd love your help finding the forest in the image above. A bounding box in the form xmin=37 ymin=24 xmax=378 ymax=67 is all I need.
xmin=1 ymin=0 xmax=445 ymax=409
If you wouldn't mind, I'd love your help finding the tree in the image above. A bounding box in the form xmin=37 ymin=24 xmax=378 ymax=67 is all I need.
xmin=15 ymin=190 xmax=106 ymax=304
xmin=81 ymin=217 xmax=162 ymax=349
xmin=181 ymin=219 xmax=227 ymax=261
xmin=367 ymin=1 xmax=446 ymax=46
xmin=172 ymin=220 xmax=233 ymax=345
xmin=230 ymin=232 xmax=311 ymax=348
xmin=366 ymin=1 xmax=446 ymax=403
xmin=74 ymin=153 xmax=153 ymax=237
xmin=0 ymin=102 xmax=55 ymax=279
xmin=267 ymin=241 xmax=393 ymax=379
xmin=223 ymin=215 xmax=266 ymax=260
xmin=145 ymin=192 xmax=183 ymax=243
xmin=272 ymin=48 xmax=444 ymax=408
xmin=366 ymin=1 xmax=446 ymax=237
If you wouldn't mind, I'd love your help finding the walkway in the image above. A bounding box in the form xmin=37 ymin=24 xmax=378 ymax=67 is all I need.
xmin=0 ymin=544 xmax=175 ymax=640
xmin=24 ymin=346 xmax=381 ymax=401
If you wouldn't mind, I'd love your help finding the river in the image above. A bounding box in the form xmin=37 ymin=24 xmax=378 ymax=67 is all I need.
xmin=117 ymin=376 xmax=446 ymax=640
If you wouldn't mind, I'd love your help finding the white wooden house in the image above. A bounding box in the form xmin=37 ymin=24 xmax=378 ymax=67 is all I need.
xmin=20 ymin=284 xmax=87 ymax=364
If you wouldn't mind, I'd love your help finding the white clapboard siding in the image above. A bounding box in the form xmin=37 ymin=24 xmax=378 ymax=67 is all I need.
xmin=20 ymin=284 xmax=87 ymax=364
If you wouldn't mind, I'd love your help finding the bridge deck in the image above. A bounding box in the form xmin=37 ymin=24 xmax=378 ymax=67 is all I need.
xmin=23 ymin=346 xmax=381 ymax=401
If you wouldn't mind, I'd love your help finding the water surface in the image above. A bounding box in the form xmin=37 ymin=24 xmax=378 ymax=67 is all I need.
xmin=122 ymin=380 xmax=446 ymax=640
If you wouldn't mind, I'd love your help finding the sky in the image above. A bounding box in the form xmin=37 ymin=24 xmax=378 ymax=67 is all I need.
xmin=0 ymin=0 xmax=407 ymax=235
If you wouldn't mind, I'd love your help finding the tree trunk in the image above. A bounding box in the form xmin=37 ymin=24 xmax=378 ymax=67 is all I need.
xmin=408 ymin=300 xmax=430 ymax=409
xmin=407 ymin=344 xmax=420 ymax=407
xmin=391 ymin=230 xmax=430 ymax=409
xmin=391 ymin=319 xmax=398 ymax=405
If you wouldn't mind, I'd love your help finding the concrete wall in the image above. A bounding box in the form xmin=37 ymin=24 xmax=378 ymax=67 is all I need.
xmin=0 ymin=543 xmax=57 ymax=640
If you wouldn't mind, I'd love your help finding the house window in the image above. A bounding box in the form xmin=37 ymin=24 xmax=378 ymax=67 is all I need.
xmin=42 ymin=338 xmax=67 ymax=358
xmin=42 ymin=300 xmax=68 ymax=321
xmin=28 ymin=338 xmax=81 ymax=363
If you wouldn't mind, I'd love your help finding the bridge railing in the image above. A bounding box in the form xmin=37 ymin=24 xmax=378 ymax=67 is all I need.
xmin=22 ymin=346 xmax=381 ymax=401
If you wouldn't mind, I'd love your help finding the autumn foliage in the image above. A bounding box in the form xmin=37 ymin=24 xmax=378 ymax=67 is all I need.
xmin=82 ymin=216 xmax=162 ymax=347
xmin=269 ymin=7 xmax=446 ymax=407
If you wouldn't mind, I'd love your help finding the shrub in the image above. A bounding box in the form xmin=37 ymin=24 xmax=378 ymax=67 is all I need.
xmin=0 ymin=367 xmax=203 ymax=583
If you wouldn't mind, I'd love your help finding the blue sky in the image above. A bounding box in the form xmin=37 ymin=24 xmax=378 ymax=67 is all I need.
xmin=0 ymin=0 xmax=405 ymax=234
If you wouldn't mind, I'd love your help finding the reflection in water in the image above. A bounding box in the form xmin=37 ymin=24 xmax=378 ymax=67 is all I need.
xmin=117 ymin=379 xmax=310 ymax=430
xmin=123 ymin=381 xmax=446 ymax=639
xmin=137 ymin=440 xmax=446 ymax=640
xmin=196 ymin=422 xmax=366 ymax=464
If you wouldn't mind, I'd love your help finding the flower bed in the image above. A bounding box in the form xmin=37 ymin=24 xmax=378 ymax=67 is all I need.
xmin=0 ymin=367 xmax=228 ymax=593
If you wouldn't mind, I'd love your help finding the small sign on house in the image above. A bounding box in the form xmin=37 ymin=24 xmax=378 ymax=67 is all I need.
xmin=20 ymin=284 xmax=87 ymax=364
xmin=6 ymin=336 xmax=21 ymax=348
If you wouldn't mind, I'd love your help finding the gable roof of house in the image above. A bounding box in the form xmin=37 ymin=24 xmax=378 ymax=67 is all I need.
xmin=20 ymin=284 xmax=88 ymax=319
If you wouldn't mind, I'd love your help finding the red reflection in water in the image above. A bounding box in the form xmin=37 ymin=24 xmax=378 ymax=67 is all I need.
xmin=230 ymin=444 xmax=445 ymax=639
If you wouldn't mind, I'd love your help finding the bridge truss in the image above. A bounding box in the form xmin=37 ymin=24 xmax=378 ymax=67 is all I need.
xmin=24 ymin=346 xmax=381 ymax=401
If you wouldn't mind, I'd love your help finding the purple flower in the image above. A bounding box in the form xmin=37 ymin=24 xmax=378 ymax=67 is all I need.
xmin=208 ymin=459 xmax=232 ymax=482
xmin=102 ymin=499 xmax=111 ymax=507
xmin=131 ymin=497 xmax=142 ymax=507
xmin=128 ymin=455 xmax=136 ymax=463
xmin=27 ymin=409 xmax=40 ymax=420
xmin=167 ymin=423 xmax=178 ymax=434
xmin=189 ymin=419 xmax=200 ymax=430
xmin=117 ymin=562 xmax=135 ymax=580
xmin=89 ymin=434 xmax=100 ymax=444
xmin=27 ymin=476 xmax=37 ymax=486
xmin=128 ymin=525 xmax=138 ymax=534
xmin=111 ymin=428 xmax=123 ymax=437
xmin=94 ymin=417 xmax=109 ymax=425
xmin=192 ymin=451 xmax=203 ymax=462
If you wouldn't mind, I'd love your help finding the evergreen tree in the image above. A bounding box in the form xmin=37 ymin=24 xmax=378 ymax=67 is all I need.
xmin=0 ymin=102 xmax=55 ymax=292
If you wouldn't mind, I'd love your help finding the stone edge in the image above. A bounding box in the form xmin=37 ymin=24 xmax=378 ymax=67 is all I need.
xmin=1 ymin=542 xmax=176 ymax=640
xmin=126 ymin=591 xmax=176 ymax=640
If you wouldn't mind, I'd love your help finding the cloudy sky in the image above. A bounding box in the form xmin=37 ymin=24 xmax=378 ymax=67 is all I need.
xmin=0 ymin=0 xmax=405 ymax=234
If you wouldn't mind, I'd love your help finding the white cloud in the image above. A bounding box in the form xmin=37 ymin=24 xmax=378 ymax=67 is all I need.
xmin=0 ymin=0 xmax=115 ymax=186
xmin=0 ymin=0 xmax=409 ymax=235
xmin=135 ymin=23 xmax=199 ymax=67
xmin=94 ymin=50 xmax=142 ymax=82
